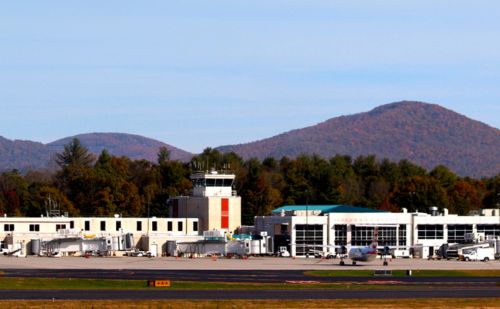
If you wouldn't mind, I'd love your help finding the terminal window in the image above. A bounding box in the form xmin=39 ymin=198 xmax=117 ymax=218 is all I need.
xmin=56 ymin=224 xmax=66 ymax=231
xmin=4 ymin=224 xmax=14 ymax=232
xmin=84 ymin=221 xmax=90 ymax=231
xmin=295 ymin=224 xmax=323 ymax=256
xmin=193 ymin=221 xmax=198 ymax=232
xmin=29 ymin=224 xmax=40 ymax=232
xmin=100 ymin=221 xmax=106 ymax=231
xmin=351 ymin=226 xmax=375 ymax=246
xmin=116 ymin=221 xmax=121 ymax=231
xmin=398 ymin=224 xmax=407 ymax=246
xmin=377 ymin=227 xmax=398 ymax=246
xmin=334 ymin=225 xmax=347 ymax=246
xmin=476 ymin=224 xmax=500 ymax=237
xmin=417 ymin=225 xmax=444 ymax=239
xmin=152 ymin=221 xmax=157 ymax=231
xmin=167 ymin=221 xmax=173 ymax=231
xmin=178 ymin=221 xmax=183 ymax=232
xmin=136 ymin=221 xmax=142 ymax=231
xmin=447 ymin=224 xmax=473 ymax=243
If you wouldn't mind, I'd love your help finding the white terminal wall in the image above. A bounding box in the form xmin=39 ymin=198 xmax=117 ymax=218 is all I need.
xmin=0 ymin=216 xmax=200 ymax=251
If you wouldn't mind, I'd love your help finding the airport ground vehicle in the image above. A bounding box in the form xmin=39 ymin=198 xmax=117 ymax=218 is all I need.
xmin=461 ymin=247 xmax=495 ymax=261
xmin=310 ymin=249 xmax=336 ymax=259
xmin=276 ymin=246 xmax=290 ymax=257
xmin=393 ymin=248 xmax=411 ymax=258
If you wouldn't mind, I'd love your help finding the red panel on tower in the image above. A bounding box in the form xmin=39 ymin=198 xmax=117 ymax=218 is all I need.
xmin=221 ymin=198 xmax=229 ymax=229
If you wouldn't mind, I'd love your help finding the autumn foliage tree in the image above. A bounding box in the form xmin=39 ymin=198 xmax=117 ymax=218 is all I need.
xmin=0 ymin=139 xmax=497 ymax=224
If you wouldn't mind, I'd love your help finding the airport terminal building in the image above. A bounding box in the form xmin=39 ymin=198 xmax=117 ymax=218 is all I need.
xmin=0 ymin=215 xmax=201 ymax=256
xmin=254 ymin=205 xmax=500 ymax=258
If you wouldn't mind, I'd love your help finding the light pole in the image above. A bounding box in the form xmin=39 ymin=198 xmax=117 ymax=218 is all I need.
xmin=305 ymin=190 xmax=309 ymax=258
xmin=147 ymin=197 xmax=150 ymax=235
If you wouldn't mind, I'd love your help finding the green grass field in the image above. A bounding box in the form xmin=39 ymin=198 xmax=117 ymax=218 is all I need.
xmin=0 ymin=270 xmax=498 ymax=291
xmin=0 ymin=277 xmax=427 ymax=290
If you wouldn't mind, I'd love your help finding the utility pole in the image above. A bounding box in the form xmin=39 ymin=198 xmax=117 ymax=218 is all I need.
xmin=305 ymin=189 xmax=309 ymax=258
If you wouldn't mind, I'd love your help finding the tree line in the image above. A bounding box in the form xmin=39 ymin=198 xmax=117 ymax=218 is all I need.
xmin=0 ymin=138 xmax=499 ymax=225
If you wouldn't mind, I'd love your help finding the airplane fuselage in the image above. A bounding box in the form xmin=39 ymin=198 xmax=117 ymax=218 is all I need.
xmin=348 ymin=247 xmax=377 ymax=262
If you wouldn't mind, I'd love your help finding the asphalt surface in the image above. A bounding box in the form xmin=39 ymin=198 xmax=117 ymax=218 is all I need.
xmin=2 ymin=269 xmax=499 ymax=300
xmin=2 ymin=256 xmax=499 ymax=270
xmin=0 ymin=288 xmax=498 ymax=300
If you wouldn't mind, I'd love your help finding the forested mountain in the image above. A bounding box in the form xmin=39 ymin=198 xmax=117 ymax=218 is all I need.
xmin=217 ymin=101 xmax=500 ymax=178
xmin=47 ymin=133 xmax=193 ymax=163
xmin=0 ymin=133 xmax=192 ymax=172
xmin=1 ymin=102 xmax=499 ymax=177
xmin=0 ymin=136 xmax=53 ymax=171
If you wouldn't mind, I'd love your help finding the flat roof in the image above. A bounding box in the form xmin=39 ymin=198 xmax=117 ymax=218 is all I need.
xmin=271 ymin=204 xmax=388 ymax=214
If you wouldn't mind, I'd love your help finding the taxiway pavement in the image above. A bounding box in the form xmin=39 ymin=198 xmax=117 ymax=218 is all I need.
xmin=0 ymin=288 xmax=498 ymax=300
xmin=1 ymin=256 xmax=499 ymax=270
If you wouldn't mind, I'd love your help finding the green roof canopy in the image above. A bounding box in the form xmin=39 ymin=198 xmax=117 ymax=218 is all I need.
xmin=271 ymin=204 xmax=387 ymax=214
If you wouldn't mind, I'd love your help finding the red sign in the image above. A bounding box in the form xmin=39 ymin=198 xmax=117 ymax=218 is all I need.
xmin=221 ymin=198 xmax=229 ymax=229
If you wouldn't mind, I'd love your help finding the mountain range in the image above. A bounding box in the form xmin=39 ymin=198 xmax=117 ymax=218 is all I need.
xmin=1 ymin=101 xmax=499 ymax=177
xmin=218 ymin=101 xmax=500 ymax=177
xmin=0 ymin=133 xmax=193 ymax=172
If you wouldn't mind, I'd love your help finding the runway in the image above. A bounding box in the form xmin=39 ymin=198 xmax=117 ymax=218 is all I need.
xmin=0 ymin=288 xmax=498 ymax=300
xmin=1 ymin=259 xmax=499 ymax=300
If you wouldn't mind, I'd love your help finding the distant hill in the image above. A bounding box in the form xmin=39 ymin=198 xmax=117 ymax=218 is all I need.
xmin=47 ymin=133 xmax=193 ymax=162
xmin=0 ymin=136 xmax=53 ymax=171
xmin=217 ymin=101 xmax=500 ymax=177
xmin=0 ymin=133 xmax=193 ymax=172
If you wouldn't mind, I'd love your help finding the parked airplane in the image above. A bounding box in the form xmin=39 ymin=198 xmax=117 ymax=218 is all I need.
xmin=303 ymin=227 xmax=391 ymax=266
xmin=344 ymin=243 xmax=378 ymax=266
xmin=302 ymin=243 xmax=382 ymax=265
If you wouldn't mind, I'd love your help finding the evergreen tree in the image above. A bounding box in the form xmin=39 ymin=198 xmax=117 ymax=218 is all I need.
xmin=55 ymin=138 xmax=95 ymax=167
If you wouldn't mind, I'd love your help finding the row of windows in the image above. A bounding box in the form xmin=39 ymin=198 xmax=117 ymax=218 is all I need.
xmin=3 ymin=221 xmax=199 ymax=233
xmin=351 ymin=225 xmax=407 ymax=246
xmin=418 ymin=224 xmax=500 ymax=241
xmin=377 ymin=227 xmax=398 ymax=247
xmin=333 ymin=225 xmax=407 ymax=246
xmin=192 ymin=178 xmax=234 ymax=187
xmin=84 ymin=220 xmax=198 ymax=232
xmin=417 ymin=225 xmax=444 ymax=239
xmin=447 ymin=224 xmax=473 ymax=244
xmin=351 ymin=226 xmax=376 ymax=246
xmin=4 ymin=223 xmax=68 ymax=232
xmin=477 ymin=224 xmax=500 ymax=237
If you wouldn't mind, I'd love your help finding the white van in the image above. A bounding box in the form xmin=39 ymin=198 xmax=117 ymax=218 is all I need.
xmin=462 ymin=247 xmax=494 ymax=261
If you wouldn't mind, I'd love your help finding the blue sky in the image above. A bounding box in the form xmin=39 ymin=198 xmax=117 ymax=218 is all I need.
xmin=1 ymin=1 xmax=499 ymax=153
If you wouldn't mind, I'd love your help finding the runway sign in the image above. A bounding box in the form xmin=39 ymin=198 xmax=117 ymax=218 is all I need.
xmin=147 ymin=280 xmax=171 ymax=287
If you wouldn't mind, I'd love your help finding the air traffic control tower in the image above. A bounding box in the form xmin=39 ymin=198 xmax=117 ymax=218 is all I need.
xmin=170 ymin=170 xmax=241 ymax=233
